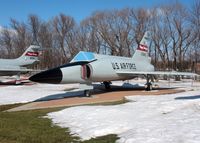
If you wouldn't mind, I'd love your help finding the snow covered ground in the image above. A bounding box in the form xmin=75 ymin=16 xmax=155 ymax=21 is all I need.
xmin=47 ymin=80 xmax=200 ymax=143
xmin=0 ymin=84 xmax=76 ymax=105
xmin=1 ymin=79 xmax=199 ymax=143
xmin=0 ymin=79 xmax=198 ymax=106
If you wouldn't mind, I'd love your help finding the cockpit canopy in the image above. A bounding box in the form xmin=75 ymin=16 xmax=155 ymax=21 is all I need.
xmin=70 ymin=51 xmax=96 ymax=63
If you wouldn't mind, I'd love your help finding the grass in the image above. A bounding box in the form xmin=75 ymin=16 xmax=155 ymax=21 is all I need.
xmin=82 ymin=135 xmax=118 ymax=143
xmin=0 ymin=104 xmax=119 ymax=143
xmin=0 ymin=103 xmax=25 ymax=112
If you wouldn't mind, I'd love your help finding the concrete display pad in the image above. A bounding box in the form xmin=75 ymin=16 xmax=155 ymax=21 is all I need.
xmin=8 ymin=88 xmax=184 ymax=112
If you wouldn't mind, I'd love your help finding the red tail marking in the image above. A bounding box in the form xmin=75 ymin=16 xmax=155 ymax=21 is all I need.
xmin=137 ymin=44 xmax=148 ymax=52
xmin=25 ymin=52 xmax=39 ymax=57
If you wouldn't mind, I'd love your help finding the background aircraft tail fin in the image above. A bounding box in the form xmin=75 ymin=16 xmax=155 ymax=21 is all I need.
xmin=17 ymin=45 xmax=42 ymax=66
xmin=132 ymin=31 xmax=151 ymax=63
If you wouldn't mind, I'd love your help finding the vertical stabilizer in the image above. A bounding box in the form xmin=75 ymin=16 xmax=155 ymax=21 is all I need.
xmin=132 ymin=31 xmax=151 ymax=62
xmin=17 ymin=45 xmax=41 ymax=66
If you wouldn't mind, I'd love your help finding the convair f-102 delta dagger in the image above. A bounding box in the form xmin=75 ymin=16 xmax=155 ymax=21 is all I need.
xmin=29 ymin=32 xmax=197 ymax=96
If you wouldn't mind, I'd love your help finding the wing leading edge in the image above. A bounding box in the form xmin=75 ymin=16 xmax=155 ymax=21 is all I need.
xmin=116 ymin=71 xmax=198 ymax=76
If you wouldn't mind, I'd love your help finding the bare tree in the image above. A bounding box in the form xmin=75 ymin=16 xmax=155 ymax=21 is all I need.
xmin=189 ymin=0 xmax=200 ymax=72
xmin=37 ymin=22 xmax=55 ymax=68
xmin=10 ymin=19 xmax=31 ymax=56
xmin=78 ymin=17 xmax=105 ymax=53
xmin=0 ymin=28 xmax=14 ymax=58
xmin=129 ymin=8 xmax=150 ymax=45
xmin=84 ymin=9 xmax=136 ymax=56
xmin=151 ymin=7 xmax=172 ymax=70
xmin=52 ymin=14 xmax=76 ymax=63
xmin=161 ymin=2 xmax=195 ymax=72
xmin=91 ymin=11 xmax=119 ymax=55
xmin=28 ymin=14 xmax=41 ymax=44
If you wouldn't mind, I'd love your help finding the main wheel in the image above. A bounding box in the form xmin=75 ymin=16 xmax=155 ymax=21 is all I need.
xmin=103 ymin=81 xmax=111 ymax=90
xmin=15 ymin=80 xmax=22 ymax=85
xmin=145 ymin=82 xmax=152 ymax=91
xmin=84 ymin=90 xmax=91 ymax=97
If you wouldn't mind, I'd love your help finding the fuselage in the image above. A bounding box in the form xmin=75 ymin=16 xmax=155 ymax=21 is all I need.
xmin=0 ymin=57 xmax=38 ymax=67
xmin=0 ymin=53 xmax=39 ymax=76
xmin=29 ymin=54 xmax=154 ymax=84
xmin=62 ymin=55 xmax=154 ymax=83
xmin=0 ymin=59 xmax=22 ymax=76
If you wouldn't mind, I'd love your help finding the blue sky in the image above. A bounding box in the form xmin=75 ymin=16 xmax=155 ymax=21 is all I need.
xmin=0 ymin=0 xmax=193 ymax=27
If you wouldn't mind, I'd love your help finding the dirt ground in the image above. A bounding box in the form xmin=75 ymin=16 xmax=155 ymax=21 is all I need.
xmin=8 ymin=87 xmax=184 ymax=112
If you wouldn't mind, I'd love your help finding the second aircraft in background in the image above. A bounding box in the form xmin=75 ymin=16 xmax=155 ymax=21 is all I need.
xmin=0 ymin=44 xmax=42 ymax=84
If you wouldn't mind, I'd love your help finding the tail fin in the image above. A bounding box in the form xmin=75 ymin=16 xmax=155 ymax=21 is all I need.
xmin=132 ymin=31 xmax=151 ymax=62
xmin=17 ymin=45 xmax=42 ymax=66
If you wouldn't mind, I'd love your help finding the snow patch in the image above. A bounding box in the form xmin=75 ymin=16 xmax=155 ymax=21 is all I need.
xmin=0 ymin=84 xmax=72 ymax=105
xmin=47 ymin=81 xmax=200 ymax=143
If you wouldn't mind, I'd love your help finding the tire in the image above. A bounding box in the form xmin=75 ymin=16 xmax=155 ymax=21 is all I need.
xmin=84 ymin=90 xmax=90 ymax=97
xmin=103 ymin=81 xmax=111 ymax=90
xmin=145 ymin=83 xmax=152 ymax=91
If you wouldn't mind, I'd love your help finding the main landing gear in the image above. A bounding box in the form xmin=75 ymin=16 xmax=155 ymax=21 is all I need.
xmin=15 ymin=73 xmax=22 ymax=85
xmin=145 ymin=74 xmax=153 ymax=91
xmin=103 ymin=81 xmax=111 ymax=90
xmin=84 ymin=90 xmax=91 ymax=97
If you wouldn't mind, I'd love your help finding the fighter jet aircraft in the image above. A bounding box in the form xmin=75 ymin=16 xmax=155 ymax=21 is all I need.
xmin=0 ymin=44 xmax=41 ymax=84
xmin=29 ymin=32 xmax=197 ymax=96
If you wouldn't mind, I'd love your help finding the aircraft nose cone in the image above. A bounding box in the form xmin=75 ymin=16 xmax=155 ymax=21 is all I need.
xmin=29 ymin=68 xmax=63 ymax=84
